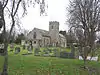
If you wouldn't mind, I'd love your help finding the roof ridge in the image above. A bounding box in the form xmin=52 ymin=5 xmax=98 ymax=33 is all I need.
xmin=34 ymin=27 xmax=48 ymax=32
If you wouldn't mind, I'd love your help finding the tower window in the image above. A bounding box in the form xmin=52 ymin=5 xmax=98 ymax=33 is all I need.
xmin=34 ymin=41 xmax=36 ymax=44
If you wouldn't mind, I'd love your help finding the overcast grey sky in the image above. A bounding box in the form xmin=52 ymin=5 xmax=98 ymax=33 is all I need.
xmin=21 ymin=0 xmax=69 ymax=31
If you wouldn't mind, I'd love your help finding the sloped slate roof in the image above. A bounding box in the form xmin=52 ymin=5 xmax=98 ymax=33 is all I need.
xmin=34 ymin=28 xmax=50 ymax=37
xmin=59 ymin=33 xmax=66 ymax=38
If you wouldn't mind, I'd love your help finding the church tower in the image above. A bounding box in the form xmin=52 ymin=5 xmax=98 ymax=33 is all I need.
xmin=49 ymin=21 xmax=59 ymax=46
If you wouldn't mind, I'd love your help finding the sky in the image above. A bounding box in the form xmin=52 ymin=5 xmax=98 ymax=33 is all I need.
xmin=21 ymin=0 xmax=69 ymax=32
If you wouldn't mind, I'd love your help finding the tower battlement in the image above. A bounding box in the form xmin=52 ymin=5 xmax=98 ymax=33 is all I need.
xmin=49 ymin=21 xmax=59 ymax=25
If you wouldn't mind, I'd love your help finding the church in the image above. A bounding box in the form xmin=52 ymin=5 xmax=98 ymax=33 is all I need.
xmin=27 ymin=21 xmax=67 ymax=48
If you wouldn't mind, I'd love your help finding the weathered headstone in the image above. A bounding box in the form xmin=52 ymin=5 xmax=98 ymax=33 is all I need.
xmin=60 ymin=50 xmax=74 ymax=59
xmin=34 ymin=48 xmax=40 ymax=56
xmin=15 ymin=47 xmax=20 ymax=54
xmin=25 ymin=43 xmax=29 ymax=50
xmin=23 ymin=45 xmax=25 ymax=50
xmin=53 ymin=49 xmax=59 ymax=57
xmin=27 ymin=45 xmax=33 ymax=54
xmin=47 ymin=48 xmax=52 ymax=53
xmin=60 ymin=51 xmax=69 ymax=58
xmin=10 ymin=43 xmax=14 ymax=52
xmin=43 ymin=49 xmax=50 ymax=57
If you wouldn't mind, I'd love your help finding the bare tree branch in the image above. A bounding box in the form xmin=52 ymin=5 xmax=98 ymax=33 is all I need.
xmin=68 ymin=0 xmax=100 ymax=67
xmin=3 ymin=0 xmax=8 ymax=9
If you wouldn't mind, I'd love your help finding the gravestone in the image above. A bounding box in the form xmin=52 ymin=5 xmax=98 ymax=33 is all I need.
xmin=28 ymin=45 xmax=33 ymax=54
xmin=48 ymin=49 xmax=52 ymax=53
xmin=60 ymin=51 xmax=75 ymax=59
xmin=23 ymin=45 xmax=25 ymax=50
xmin=79 ymin=56 xmax=98 ymax=61
xmin=60 ymin=51 xmax=69 ymax=58
xmin=53 ymin=49 xmax=59 ymax=57
xmin=10 ymin=43 xmax=14 ymax=52
xmin=43 ymin=49 xmax=50 ymax=57
xmin=70 ymin=45 xmax=75 ymax=58
xmin=15 ymin=47 xmax=20 ymax=54
xmin=69 ymin=53 xmax=74 ymax=59
xmin=25 ymin=43 xmax=29 ymax=50
xmin=34 ymin=48 xmax=40 ymax=56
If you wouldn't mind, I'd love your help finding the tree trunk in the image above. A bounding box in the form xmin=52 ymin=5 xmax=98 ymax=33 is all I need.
xmin=83 ymin=57 xmax=87 ymax=69
xmin=1 ymin=43 xmax=8 ymax=75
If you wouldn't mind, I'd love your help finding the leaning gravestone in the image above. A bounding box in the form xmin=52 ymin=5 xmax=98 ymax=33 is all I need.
xmin=15 ymin=47 xmax=20 ymax=54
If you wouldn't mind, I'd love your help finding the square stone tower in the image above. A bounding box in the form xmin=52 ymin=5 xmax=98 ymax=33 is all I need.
xmin=49 ymin=21 xmax=59 ymax=46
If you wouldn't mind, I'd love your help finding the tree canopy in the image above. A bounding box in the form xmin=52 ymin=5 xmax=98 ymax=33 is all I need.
xmin=68 ymin=0 xmax=100 ymax=67
xmin=0 ymin=0 xmax=48 ymax=75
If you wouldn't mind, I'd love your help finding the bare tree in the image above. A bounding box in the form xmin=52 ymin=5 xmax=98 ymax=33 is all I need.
xmin=0 ymin=0 xmax=47 ymax=75
xmin=68 ymin=0 xmax=100 ymax=67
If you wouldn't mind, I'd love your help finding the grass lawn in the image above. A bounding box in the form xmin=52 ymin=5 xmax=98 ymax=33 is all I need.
xmin=0 ymin=45 xmax=100 ymax=75
xmin=8 ymin=55 xmax=100 ymax=75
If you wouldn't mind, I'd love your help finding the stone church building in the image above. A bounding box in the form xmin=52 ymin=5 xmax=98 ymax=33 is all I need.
xmin=27 ymin=21 xmax=67 ymax=48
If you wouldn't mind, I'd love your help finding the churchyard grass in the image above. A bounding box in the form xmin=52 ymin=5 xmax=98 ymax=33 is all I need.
xmin=0 ymin=45 xmax=100 ymax=75
xmin=8 ymin=55 xmax=100 ymax=75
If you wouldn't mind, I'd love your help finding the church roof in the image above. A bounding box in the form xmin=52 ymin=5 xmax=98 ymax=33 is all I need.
xmin=34 ymin=28 xmax=50 ymax=37
xmin=59 ymin=33 xmax=66 ymax=38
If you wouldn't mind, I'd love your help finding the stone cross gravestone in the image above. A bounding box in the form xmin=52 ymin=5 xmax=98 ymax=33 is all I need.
xmin=15 ymin=47 xmax=20 ymax=54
